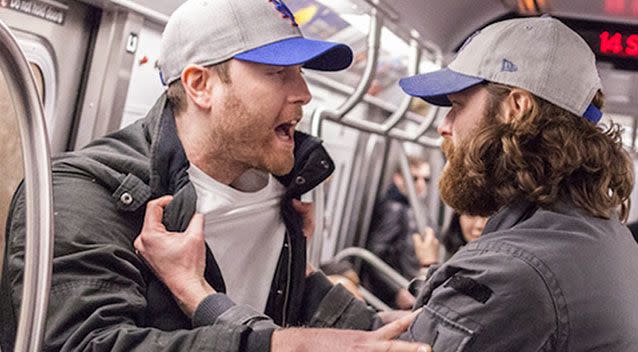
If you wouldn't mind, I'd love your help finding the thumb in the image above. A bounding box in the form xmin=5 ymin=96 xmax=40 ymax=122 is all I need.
xmin=423 ymin=227 xmax=436 ymax=240
xmin=186 ymin=213 xmax=205 ymax=238
xmin=292 ymin=199 xmax=313 ymax=214
xmin=375 ymin=308 xmax=422 ymax=340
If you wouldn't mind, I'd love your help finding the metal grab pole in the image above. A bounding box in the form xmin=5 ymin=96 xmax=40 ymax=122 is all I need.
xmin=388 ymin=105 xmax=442 ymax=148
xmin=307 ymin=6 xmax=382 ymax=263
xmin=334 ymin=247 xmax=410 ymax=288
xmin=358 ymin=286 xmax=392 ymax=312
xmin=308 ymin=109 xmax=326 ymax=266
xmin=0 ymin=20 xmax=54 ymax=352
xmin=396 ymin=144 xmax=429 ymax=233
xmin=381 ymin=38 xmax=420 ymax=133
xmin=333 ymin=8 xmax=383 ymax=119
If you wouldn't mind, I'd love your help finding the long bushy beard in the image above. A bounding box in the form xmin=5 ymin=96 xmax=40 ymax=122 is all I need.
xmin=438 ymin=129 xmax=503 ymax=217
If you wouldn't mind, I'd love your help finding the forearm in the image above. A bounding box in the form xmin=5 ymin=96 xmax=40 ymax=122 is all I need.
xmin=38 ymin=280 xmax=247 ymax=352
xmin=270 ymin=328 xmax=362 ymax=352
xmin=170 ymin=277 xmax=216 ymax=318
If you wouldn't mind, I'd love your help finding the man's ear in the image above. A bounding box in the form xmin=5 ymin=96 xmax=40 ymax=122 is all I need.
xmin=501 ymin=88 xmax=534 ymax=123
xmin=181 ymin=65 xmax=213 ymax=109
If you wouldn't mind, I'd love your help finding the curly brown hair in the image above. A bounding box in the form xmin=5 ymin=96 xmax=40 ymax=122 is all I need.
xmin=463 ymin=82 xmax=633 ymax=221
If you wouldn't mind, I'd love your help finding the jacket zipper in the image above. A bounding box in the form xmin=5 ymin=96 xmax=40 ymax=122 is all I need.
xmin=282 ymin=231 xmax=292 ymax=326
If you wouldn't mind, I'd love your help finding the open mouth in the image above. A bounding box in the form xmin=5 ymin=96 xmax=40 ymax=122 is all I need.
xmin=274 ymin=120 xmax=297 ymax=143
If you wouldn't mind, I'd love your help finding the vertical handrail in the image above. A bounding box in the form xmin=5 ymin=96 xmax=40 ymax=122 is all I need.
xmin=0 ymin=20 xmax=54 ymax=352
xmin=308 ymin=7 xmax=382 ymax=265
xmin=397 ymin=144 xmax=429 ymax=233
xmin=333 ymin=8 xmax=383 ymax=119
xmin=308 ymin=109 xmax=326 ymax=266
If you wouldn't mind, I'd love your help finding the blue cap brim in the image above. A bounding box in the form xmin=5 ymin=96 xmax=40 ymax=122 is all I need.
xmin=234 ymin=37 xmax=353 ymax=71
xmin=399 ymin=68 xmax=484 ymax=106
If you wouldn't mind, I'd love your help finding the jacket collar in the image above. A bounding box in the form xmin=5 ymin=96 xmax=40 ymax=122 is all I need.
xmin=482 ymin=199 xmax=539 ymax=235
xmin=146 ymin=94 xmax=190 ymax=197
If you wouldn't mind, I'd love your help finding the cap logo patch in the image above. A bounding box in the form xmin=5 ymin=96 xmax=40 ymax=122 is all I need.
xmin=501 ymin=58 xmax=518 ymax=72
xmin=269 ymin=0 xmax=298 ymax=27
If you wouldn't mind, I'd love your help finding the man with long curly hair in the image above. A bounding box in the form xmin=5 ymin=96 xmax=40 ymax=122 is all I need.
xmin=398 ymin=16 xmax=638 ymax=351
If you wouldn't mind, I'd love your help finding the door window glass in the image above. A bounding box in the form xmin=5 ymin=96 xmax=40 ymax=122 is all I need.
xmin=0 ymin=62 xmax=44 ymax=275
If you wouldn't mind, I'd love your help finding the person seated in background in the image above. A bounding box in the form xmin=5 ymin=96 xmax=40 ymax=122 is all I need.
xmin=320 ymin=260 xmax=365 ymax=301
xmin=361 ymin=156 xmax=438 ymax=310
xmin=412 ymin=213 xmax=488 ymax=272
xmin=437 ymin=212 xmax=488 ymax=261
xmin=410 ymin=213 xmax=487 ymax=292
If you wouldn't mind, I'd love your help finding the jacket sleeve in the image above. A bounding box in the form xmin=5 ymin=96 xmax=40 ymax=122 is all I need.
xmin=301 ymin=271 xmax=380 ymax=330
xmin=3 ymin=178 xmax=260 ymax=352
xmin=400 ymin=243 xmax=557 ymax=352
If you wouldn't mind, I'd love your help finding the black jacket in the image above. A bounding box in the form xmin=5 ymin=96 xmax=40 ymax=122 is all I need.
xmin=1 ymin=93 xmax=377 ymax=351
xmin=362 ymin=185 xmax=436 ymax=306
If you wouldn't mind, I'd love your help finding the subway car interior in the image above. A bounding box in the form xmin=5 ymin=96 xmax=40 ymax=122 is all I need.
xmin=1 ymin=0 xmax=638 ymax=350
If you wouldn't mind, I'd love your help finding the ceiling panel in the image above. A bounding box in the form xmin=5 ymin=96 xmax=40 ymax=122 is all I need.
xmin=377 ymin=0 xmax=511 ymax=56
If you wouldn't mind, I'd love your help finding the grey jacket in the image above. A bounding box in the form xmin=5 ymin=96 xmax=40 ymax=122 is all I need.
xmin=0 ymin=93 xmax=377 ymax=352
xmin=403 ymin=200 xmax=638 ymax=351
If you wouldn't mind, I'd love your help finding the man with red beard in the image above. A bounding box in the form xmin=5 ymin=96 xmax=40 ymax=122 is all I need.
xmin=398 ymin=16 xmax=638 ymax=351
xmin=0 ymin=0 xmax=430 ymax=351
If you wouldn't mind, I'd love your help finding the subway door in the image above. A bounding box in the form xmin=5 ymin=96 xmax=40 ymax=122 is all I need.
xmin=120 ymin=21 xmax=165 ymax=129
xmin=0 ymin=0 xmax=98 ymax=153
xmin=0 ymin=1 xmax=94 ymax=280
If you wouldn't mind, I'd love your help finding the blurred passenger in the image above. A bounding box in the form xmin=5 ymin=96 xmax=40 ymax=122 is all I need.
xmin=362 ymin=156 xmax=438 ymax=310
xmin=439 ymin=213 xmax=488 ymax=259
xmin=412 ymin=213 xmax=487 ymax=278
xmin=320 ymin=260 xmax=364 ymax=301
xmin=399 ymin=16 xmax=638 ymax=350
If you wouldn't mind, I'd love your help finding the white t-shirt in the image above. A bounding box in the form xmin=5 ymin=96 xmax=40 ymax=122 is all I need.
xmin=187 ymin=164 xmax=286 ymax=313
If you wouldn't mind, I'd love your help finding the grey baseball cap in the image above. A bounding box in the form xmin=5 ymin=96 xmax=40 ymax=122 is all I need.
xmin=159 ymin=0 xmax=353 ymax=85
xmin=399 ymin=17 xmax=603 ymax=123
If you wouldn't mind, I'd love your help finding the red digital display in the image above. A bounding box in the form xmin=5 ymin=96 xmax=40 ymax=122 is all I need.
xmin=604 ymin=0 xmax=638 ymax=15
xmin=529 ymin=17 xmax=638 ymax=70
xmin=599 ymin=31 xmax=638 ymax=56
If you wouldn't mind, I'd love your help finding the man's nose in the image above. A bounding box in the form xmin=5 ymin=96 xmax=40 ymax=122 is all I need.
xmin=437 ymin=112 xmax=453 ymax=138
xmin=289 ymin=70 xmax=312 ymax=106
